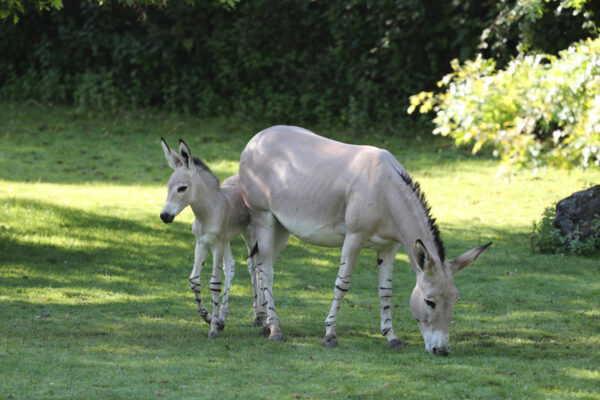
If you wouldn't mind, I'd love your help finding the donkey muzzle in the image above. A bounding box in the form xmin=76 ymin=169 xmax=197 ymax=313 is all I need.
xmin=432 ymin=346 xmax=450 ymax=357
xmin=160 ymin=212 xmax=174 ymax=223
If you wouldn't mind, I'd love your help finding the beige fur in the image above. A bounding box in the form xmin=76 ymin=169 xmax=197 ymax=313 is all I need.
xmin=160 ymin=139 xmax=264 ymax=338
xmin=239 ymin=126 xmax=490 ymax=354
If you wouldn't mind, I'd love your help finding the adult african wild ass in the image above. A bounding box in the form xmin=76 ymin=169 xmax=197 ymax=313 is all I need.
xmin=160 ymin=139 xmax=265 ymax=338
xmin=239 ymin=126 xmax=491 ymax=355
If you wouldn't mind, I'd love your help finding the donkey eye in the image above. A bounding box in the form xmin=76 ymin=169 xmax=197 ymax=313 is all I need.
xmin=425 ymin=299 xmax=436 ymax=309
xmin=177 ymin=186 xmax=188 ymax=193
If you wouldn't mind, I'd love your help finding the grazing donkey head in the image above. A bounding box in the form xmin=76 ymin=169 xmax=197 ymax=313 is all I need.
xmin=160 ymin=138 xmax=219 ymax=223
xmin=409 ymin=239 xmax=491 ymax=356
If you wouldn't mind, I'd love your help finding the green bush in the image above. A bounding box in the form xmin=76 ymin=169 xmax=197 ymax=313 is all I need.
xmin=531 ymin=205 xmax=600 ymax=256
xmin=2 ymin=1 xmax=599 ymax=126
xmin=0 ymin=0 xmax=502 ymax=126
xmin=409 ymin=36 xmax=600 ymax=170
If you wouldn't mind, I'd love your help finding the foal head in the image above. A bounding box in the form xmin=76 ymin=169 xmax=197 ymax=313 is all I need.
xmin=409 ymin=240 xmax=491 ymax=356
xmin=159 ymin=138 xmax=218 ymax=223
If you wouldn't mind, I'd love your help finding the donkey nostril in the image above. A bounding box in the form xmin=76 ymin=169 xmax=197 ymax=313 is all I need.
xmin=433 ymin=347 xmax=449 ymax=356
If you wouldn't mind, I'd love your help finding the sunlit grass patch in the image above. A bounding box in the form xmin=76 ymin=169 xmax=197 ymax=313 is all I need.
xmin=1 ymin=103 xmax=600 ymax=399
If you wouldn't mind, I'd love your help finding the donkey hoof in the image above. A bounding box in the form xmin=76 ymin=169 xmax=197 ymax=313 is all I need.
xmin=216 ymin=319 xmax=225 ymax=331
xmin=268 ymin=330 xmax=285 ymax=342
xmin=208 ymin=330 xmax=218 ymax=339
xmin=322 ymin=334 xmax=338 ymax=347
xmin=387 ymin=338 xmax=407 ymax=349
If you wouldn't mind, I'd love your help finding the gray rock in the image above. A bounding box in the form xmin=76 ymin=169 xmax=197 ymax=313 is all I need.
xmin=554 ymin=185 xmax=600 ymax=241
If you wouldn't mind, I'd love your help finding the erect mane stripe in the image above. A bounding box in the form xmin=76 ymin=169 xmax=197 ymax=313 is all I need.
xmin=397 ymin=171 xmax=446 ymax=262
xmin=192 ymin=157 xmax=220 ymax=186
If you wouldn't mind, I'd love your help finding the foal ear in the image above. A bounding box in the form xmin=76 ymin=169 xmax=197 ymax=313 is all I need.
xmin=447 ymin=242 xmax=492 ymax=274
xmin=161 ymin=138 xmax=181 ymax=169
xmin=413 ymin=239 xmax=435 ymax=275
xmin=178 ymin=139 xmax=196 ymax=172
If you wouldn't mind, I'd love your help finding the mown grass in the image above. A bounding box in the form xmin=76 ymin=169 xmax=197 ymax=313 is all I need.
xmin=1 ymin=102 xmax=599 ymax=399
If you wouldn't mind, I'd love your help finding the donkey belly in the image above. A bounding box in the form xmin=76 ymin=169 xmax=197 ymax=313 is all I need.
xmin=275 ymin=212 xmax=346 ymax=247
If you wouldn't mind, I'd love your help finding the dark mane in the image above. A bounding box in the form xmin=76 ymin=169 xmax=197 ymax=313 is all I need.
xmin=193 ymin=157 xmax=220 ymax=187
xmin=398 ymin=171 xmax=446 ymax=262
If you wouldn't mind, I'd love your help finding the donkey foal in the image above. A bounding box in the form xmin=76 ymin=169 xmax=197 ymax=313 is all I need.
xmin=160 ymin=138 xmax=264 ymax=338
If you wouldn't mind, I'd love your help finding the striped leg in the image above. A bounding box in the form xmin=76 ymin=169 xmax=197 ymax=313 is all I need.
xmin=253 ymin=212 xmax=287 ymax=341
xmin=189 ymin=240 xmax=211 ymax=324
xmin=377 ymin=245 xmax=406 ymax=349
xmin=217 ymin=242 xmax=235 ymax=330
xmin=244 ymin=233 xmax=265 ymax=327
xmin=323 ymin=233 xmax=363 ymax=347
xmin=208 ymin=244 xmax=224 ymax=338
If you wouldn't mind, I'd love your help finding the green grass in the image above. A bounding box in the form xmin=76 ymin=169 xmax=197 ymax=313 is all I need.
xmin=1 ymin=102 xmax=599 ymax=399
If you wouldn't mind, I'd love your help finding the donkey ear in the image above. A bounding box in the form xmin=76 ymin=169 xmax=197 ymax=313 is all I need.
xmin=178 ymin=139 xmax=196 ymax=172
xmin=447 ymin=242 xmax=492 ymax=274
xmin=413 ymin=239 xmax=435 ymax=275
xmin=161 ymin=138 xmax=181 ymax=169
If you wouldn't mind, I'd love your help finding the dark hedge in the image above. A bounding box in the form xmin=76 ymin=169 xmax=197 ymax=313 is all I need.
xmin=0 ymin=0 xmax=596 ymax=127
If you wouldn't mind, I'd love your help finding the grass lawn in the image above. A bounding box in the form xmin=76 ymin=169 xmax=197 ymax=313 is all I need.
xmin=1 ymin=102 xmax=599 ymax=399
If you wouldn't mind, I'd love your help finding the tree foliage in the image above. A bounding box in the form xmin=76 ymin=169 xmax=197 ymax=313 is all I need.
xmin=1 ymin=0 xmax=599 ymax=131
xmin=0 ymin=0 xmax=239 ymax=22
xmin=409 ymin=0 xmax=600 ymax=170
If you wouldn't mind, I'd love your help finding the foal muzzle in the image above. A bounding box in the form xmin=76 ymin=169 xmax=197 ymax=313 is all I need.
xmin=160 ymin=212 xmax=174 ymax=223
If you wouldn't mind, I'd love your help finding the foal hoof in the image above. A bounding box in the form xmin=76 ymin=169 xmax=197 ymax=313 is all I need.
xmin=387 ymin=338 xmax=407 ymax=349
xmin=268 ymin=330 xmax=285 ymax=342
xmin=322 ymin=334 xmax=338 ymax=347
xmin=216 ymin=319 xmax=225 ymax=331
xmin=200 ymin=313 xmax=212 ymax=325
xmin=260 ymin=325 xmax=271 ymax=337
xmin=208 ymin=330 xmax=218 ymax=339
xmin=253 ymin=318 xmax=264 ymax=327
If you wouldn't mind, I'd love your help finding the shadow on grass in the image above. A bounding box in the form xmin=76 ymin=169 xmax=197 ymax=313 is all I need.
xmin=2 ymin=196 xmax=598 ymax=369
xmin=0 ymin=101 xmax=496 ymax=185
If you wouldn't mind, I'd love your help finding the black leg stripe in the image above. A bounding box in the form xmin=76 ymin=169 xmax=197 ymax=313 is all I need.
xmin=249 ymin=242 xmax=259 ymax=258
xmin=335 ymin=285 xmax=349 ymax=292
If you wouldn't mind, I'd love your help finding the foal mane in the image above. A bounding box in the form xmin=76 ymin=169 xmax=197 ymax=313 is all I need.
xmin=398 ymin=171 xmax=446 ymax=262
xmin=192 ymin=157 xmax=220 ymax=188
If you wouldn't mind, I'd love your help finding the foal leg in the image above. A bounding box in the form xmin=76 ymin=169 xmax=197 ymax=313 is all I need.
xmin=208 ymin=244 xmax=225 ymax=338
xmin=322 ymin=232 xmax=363 ymax=347
xmin=217 ymin=242 xmax=235 ymax=330
xmin=190 ymin=239 xmax=211 ymax=324
xmin=377 ymin=245 xmax=406 ymax=349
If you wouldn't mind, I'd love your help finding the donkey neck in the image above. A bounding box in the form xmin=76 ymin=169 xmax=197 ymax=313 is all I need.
xmin=391 ymin=173 xmax=446 ymax=264
xmin=188 ymin=170 xmax=222 ymax=220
